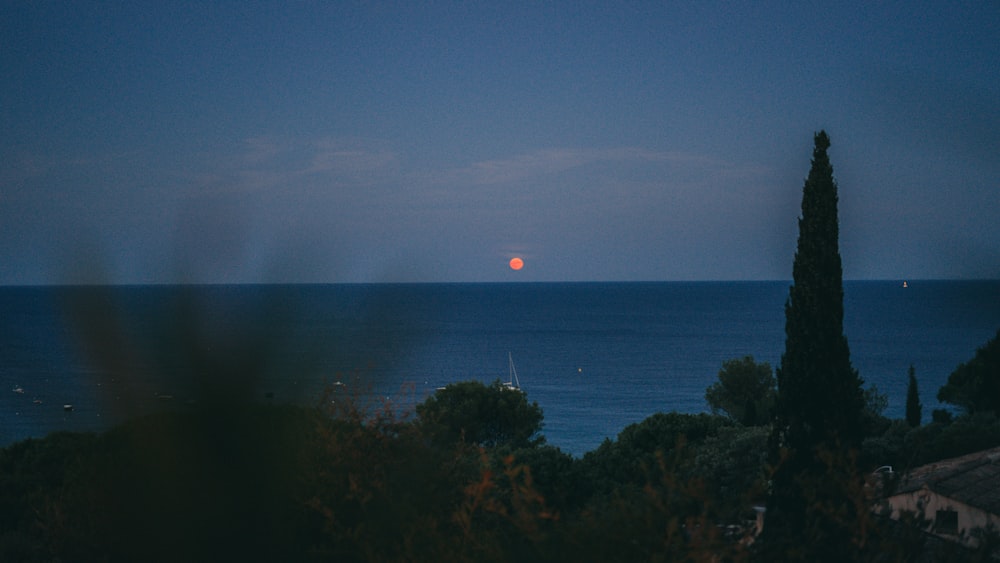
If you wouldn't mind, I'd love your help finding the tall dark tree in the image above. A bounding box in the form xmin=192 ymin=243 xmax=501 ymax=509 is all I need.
xmin=761 ymin=131 xmax=867 ymax=560
xmin=906 ymin=364 xmax=922 ymax=427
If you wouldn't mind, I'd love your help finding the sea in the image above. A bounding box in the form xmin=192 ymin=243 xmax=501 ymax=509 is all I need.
xmin=1 ymin=281 xmax=998 ymax=456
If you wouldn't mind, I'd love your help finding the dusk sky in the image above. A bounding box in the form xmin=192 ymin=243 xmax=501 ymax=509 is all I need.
xmin=3 ymin=2 xmax=998 ymax=284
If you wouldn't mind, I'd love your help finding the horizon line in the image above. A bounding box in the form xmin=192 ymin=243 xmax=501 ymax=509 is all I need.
xmin=1 ymin=278 xmax=995 ymax=289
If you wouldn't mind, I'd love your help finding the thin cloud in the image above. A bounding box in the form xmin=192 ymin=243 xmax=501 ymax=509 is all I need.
xmin=308 ymin=138 xmax=397 ymax=175
xmin=435 ymin=147 xmax=769 ymax=188
xmin=184 ymin=137 xmax=399 ymax=197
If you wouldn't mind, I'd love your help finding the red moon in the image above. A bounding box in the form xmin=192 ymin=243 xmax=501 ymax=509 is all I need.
xmin=509 ymin=257 xmax=524 ymax=270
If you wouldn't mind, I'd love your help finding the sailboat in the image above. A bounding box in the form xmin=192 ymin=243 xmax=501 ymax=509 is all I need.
xmin=502 ymin=352 xmax=522 ymax=392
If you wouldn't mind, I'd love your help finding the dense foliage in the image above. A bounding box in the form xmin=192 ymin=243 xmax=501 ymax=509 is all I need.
xmin=937 ymin=329 xmax=1000 ymax=416
xmin=704 ymin=355 xmax=775 ymax=426
xmin=0 ymin=395 xmax=752 ymax=562
xmin=3 ymin=351 xmax=1000 ymax=562
xmin=415 ymin=380 xmax=544 ymax=449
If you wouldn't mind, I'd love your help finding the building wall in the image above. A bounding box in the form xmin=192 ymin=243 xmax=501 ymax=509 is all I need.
xmin=887 ymin=487 xmax=998 ymax=548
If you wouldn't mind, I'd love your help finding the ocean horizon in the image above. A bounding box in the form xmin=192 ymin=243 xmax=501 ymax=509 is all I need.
xmin=2 ymin=280 xmax=998 ymax=456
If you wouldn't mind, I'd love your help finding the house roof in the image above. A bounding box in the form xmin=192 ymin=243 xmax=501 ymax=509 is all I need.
xmin=893 ymin=446 xmax=1000 ymax=516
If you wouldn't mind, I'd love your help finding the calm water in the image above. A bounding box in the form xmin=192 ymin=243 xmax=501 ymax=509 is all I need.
xmin=1 ymin=281 xmax=998 ymax=456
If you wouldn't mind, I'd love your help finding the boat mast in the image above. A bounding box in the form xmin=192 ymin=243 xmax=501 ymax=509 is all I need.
xmin=508 ymin=352 xmax=521 ymax=389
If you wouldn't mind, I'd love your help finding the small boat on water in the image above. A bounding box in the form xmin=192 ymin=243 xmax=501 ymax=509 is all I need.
xmin=502 ymin=352 xmax=522 ymax=392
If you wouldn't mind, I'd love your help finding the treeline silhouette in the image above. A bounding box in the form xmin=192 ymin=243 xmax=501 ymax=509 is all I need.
xmin=1 ymin=338 xmax=999 ymax=562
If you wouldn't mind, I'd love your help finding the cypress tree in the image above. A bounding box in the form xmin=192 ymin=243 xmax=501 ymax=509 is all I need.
xmin=906 ymin=365 xmax=922 ymax=427
xmin=761 ymin=131 xmax=867 ymax=560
